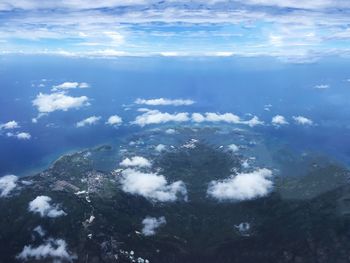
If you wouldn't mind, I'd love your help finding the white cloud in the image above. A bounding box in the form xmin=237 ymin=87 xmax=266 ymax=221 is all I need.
xmin=52 ymin=81 xmax=89 ymax=91
xmin=204 ymin=112 xmax=241 ymax=123
xmin=6 ymin=132 xmax=31 ymax=140
xmin=314 ymin=84 xmax=329 ymax=89
xmin=293 ymin=116 xmax=313 ymax=125
xmin=207 ymin=168 xmax=273 ymax=201
xmin=17 ymin=238 xmax=75 ymax=262
xmin=155 ymin=144 xmax=166 ymax=152
xmin=191 ymin=113 xmax=206 ymax=123
xmin=0 ymin=120 xmax=19 ymax=129
xmin=76 ymin=115 xmax=101 ymax=127
xmin=142 ymin=216 xmax=166 ymax=236
xmin=135 ymin=98 xmax=195 ymax=106
xmin=228 ymin=144 xmax=239 ymax=152
xmin=272 ymin=115 xmax=288 ymax=126
xmin=32 ymin=92 xmax=90 ymax=113
xmin=120 ymin=168 xmax=187 ymax=202
xmin=165 ymin=128 xmax=176 ymax=134
xmin=191 ymin=113 xmax=263 ymax=127
xmin=0 ymin=175 xmax=18 ymax=197
xmin=28 ymin=196 xmax=66 ymax=218
xmin=106 ymin=115 xmax=122 ymax=126
xmin=120 ymin=156 xmax=152 ymax=168
xmin=242 ymin=116 xmax=264 ymax=127
xmin=133 ymin=110 xmax=190 ymax=127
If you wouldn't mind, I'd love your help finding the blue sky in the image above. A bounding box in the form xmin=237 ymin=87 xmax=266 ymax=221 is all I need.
xmin=1 ymin=0 xmax=350 ymax=61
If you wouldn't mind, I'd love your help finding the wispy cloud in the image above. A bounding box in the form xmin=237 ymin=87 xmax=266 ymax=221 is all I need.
xmin=135 ymin=98 xmax=195 ymax=106
xmin=1 ymin=1 xmax=350 ymax=59
xmin=76 ymin=116 xmax=101 ymax=127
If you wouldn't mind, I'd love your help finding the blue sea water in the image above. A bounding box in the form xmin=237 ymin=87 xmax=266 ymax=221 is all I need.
xmin=1 ymin=55 xmax=350 ymax=176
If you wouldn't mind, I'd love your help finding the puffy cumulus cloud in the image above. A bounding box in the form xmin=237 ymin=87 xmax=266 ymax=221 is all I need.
xmin=155 ymin=144 xmax=166 ymax=152
xmin=314 ymin=84 xmax=329 ymax=89
xmin=76 ymin=115 xmax=101 ymax=127
xmin=228 ymin=144 xmax=239 ymax=152
xmin=142 ymin=216 xmax=166 ymax=236
xmin=0 ymin=175 xmax=18 ymax=197
xmin=28 ymin=196 xmax=67 ymax=218
xmin=204 ymin=112 xmax=241 ymax=123
xmin=191 ymin=113 xmax=206 ymax=123
xmin=106 ymin=115 xmax=122 ymax=126
xmin=293 ymin=116 xmax=313 ymax=125
xmin=207 ymin=168 xmax=273 ymax=201
xmin=32 ymin=92 xmax=89 ymax=113
xmin=6 ymin=132 xmax=31 ymax=140
xmin=120 ymin=156 xmax=151 ymax=168
xmin=52 ymin=81 xmax=89 ymax=91
xmin=242 ymin=116 xmax=264 ymax=127
xmin=133 ymin=110 xmax=189 ymax=127
xmin=135 ymin=98 xmax=195 ymax=106
xmin=0 ymin=120 xmax=19 ymax=129
xmin=191 ymin=113 xmax=263 ymax=127
xmin=17 ymin=238 xmax=75 ymax=262
xmin=120 ymin=168 xmax=187 ymax=202
xmin=272 ymin=115 xmax=288 ymax=126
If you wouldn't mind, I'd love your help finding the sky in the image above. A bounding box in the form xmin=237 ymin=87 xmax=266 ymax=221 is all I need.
xmin=1 ymin=0 xmax=350 ymax=62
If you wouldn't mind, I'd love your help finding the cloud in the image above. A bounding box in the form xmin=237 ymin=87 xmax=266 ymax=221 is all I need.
xmin=120 ymin=168 xmax=187 ymax=202
xmin=0 ymin=175 xmax=18 ymax=197
xmin=52 ymin=81 xmax=89 ymax=91
xmin=142 ymin=216 xmax=166 ymax=236
xmin=272 ymin=115 xmax=288 ymax=126
xmin=207 ymin=168 xmax=273 ymax=201
xmin=191 ymin=113 xmax=263 ymax=127
xmin=228 ymin=144 xmax=239 ymax=152
xmin=242 ymin=116 xmax=264 ymax=127
xmin=0 ymin=120 xmax=19 ymax=129
xmin=293 ymin=116 xmax=313 ymax=125
xmin=2 ymin=0 xmax=350 ymax=60
xmin=32 ymin=92 xmax=90 ymax=113
xmin=165 ymin=128 xmax=176 ymax=134
xmin=120 ymin=156 xmax=152 ymax=168
xmin=135 ymin=98 xmax=195 ymax=106
xmin=17 ymin=238 xmax=75 ymax=262
xmin=6 ymin=132 xmax=31 ymax=140
xmin=33 ymin=226 xmax=46 ymax=237
xmin=155 ymin=144 xmax=166 ymax=152
xmin=133 ymin=110 xmax=190 ymax=127
xmin=76 ymin=115 xmax=101 ymax=127
xmin=106 ymin=115 xmax=122 ymax=126
xmin=203 ymin=112 xmax=241 ymax=123
xmin=28 ymin=196 xmax=67 ymax=218
xmin=192 ymin=113 xmax=206 ymax=123
xmin=314 ymin=84 xmax=329 ymax=89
